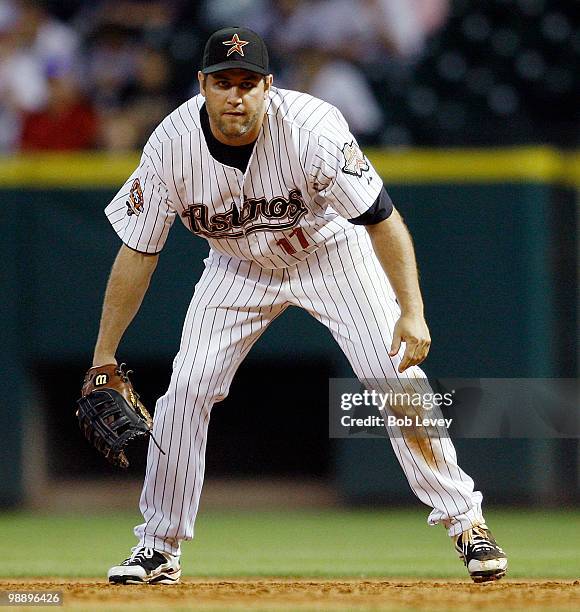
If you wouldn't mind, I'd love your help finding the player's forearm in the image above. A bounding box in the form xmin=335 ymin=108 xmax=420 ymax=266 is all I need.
xmin=366 ymin=208 xmax=424 ymax=316
xmin=93 ymin=245 xmax=159 ymax=366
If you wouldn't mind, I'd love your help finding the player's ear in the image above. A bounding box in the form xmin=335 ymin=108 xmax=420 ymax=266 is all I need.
xmin=198 ymin=71 xmax=206 ymax=96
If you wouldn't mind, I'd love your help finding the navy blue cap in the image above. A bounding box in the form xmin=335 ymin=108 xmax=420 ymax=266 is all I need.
xmin=202 ymin=26 xmax=269 ymax=76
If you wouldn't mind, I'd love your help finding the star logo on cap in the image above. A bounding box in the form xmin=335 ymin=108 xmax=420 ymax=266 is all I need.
xmin=223 ymin=33 xmax=249 ymax=57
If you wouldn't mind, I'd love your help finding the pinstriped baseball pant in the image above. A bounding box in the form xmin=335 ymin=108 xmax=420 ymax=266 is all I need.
xmin=134 ymin=228 xmax=484 ymax=556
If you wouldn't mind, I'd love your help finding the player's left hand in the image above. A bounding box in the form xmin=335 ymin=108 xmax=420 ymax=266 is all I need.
xmin=388 ymin=314 xmax=431 ymax=373
xmin=76 ymin=363 xmax=164 ymax=468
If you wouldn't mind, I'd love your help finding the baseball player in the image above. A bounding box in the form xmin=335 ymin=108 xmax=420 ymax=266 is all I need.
xmin=90 ymin=27 xmax=507 ymax=584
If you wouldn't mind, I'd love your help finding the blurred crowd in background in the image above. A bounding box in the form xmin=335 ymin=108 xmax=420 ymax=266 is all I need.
xmin=0 ymin=0 xmax=578 ymax=152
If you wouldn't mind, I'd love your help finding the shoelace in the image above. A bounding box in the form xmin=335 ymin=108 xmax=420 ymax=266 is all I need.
xmin=470 ymin=535 xmax=494 ymax=553
xmin=122 ymin=546 xmax=156 ymax=565
xmin=460 ymin=525 xmax=495 ymax=554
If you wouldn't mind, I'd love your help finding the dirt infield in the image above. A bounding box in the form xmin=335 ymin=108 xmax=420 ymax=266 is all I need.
xmin=1 ymin=578 xmax=579 ymax=611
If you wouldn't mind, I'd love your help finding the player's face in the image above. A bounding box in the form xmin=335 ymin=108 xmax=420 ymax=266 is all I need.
xmin=199 ymin=69 xmax=272 ymax=146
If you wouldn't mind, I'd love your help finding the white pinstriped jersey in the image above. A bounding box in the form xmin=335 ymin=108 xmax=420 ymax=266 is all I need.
xmin=105 ymin=87 xmax=382 ymax=268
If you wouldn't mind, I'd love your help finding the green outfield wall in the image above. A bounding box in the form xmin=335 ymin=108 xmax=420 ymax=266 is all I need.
xmin=1 ymin=148 xmax=578 ymax=506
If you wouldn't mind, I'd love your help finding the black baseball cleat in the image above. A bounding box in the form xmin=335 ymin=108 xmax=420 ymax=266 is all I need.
xmin=108 ymin=546 xmax=181 ymax=584
xmin=454 ymin=524 xmax=508 ymax=583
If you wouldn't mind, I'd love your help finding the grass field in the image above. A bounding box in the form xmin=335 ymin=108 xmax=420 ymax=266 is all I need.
xmin=1 ymin=507 xmax=578 ymax=579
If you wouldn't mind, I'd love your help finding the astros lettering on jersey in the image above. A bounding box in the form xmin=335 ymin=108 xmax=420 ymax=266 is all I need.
xmin=105 ymin=88 xmax=381 ymax=268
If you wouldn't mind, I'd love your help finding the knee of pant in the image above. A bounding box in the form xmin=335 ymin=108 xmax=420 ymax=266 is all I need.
xmin=170 ymin=368 xmax=229 ymax=409
xmin=213 ymin=386 xmax=230 ymax=403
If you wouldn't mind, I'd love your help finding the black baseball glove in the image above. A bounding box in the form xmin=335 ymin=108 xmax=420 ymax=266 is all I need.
xmin=76 ymin=363 xmax=164 ymax=468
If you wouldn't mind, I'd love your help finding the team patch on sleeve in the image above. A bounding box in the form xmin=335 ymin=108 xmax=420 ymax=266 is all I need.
xmin=126 ymin=178 xmax=144 ymax=216
xmin=341 ymin=141 xmax=370 ymax=177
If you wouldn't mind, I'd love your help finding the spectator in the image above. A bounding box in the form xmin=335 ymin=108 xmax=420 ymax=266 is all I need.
xmin=99 ymin=46 xmax=173 ymax=150
xmin=20 ymin=62 xmax=97 ymax=150
xmin=84 ymin=23 xmax=140 ymax=111
xmin=122 ymin=47 xmax=173 ymax=141
xmin=15 ymin=0 xmax=80 ymax=74
xmin=0 ymin=3 xmax=45 ymax=151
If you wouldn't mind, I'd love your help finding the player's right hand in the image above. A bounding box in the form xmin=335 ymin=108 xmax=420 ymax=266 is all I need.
xmin=388 ymin=314 xmax=431 ymax=373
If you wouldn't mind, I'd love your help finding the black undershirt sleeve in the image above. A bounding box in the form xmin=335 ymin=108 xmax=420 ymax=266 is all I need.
xmin=348 ymin=185 xmax=394 ymax=225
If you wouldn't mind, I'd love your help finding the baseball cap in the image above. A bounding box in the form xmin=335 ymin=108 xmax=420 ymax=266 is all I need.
xmin=201 ymin=26 xmax=269 ymax=76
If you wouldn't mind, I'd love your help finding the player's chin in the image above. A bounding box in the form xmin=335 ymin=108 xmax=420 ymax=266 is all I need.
xmin=222 ymin=113 xmax=246 ymax=125
xmin=222 ymin=129 xmax=247 ymax=140
xmin=221 ymin=122 xmax=251 ymax=138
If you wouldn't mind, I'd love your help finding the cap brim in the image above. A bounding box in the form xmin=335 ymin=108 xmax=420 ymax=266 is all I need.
xmin=202 ymin=61 xmax=269 ymax=76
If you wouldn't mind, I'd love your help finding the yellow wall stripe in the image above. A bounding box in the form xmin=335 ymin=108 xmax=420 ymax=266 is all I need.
xmin=367 ymin=147 xmax=565 ymax=184
xmin=0 ymin=153 xmax=140 ymax=188
xmin=0 ymin=147 xmax=579 ymax=188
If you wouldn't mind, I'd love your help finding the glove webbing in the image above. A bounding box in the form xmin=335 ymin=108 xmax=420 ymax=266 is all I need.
xmin=78 ymin=389 xmax=166 ymax=456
